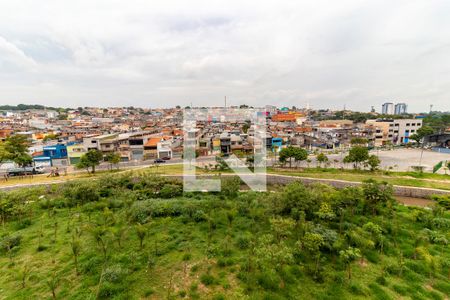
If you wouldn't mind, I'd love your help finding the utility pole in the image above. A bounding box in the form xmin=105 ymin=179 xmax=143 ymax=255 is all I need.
xmin=224 ymin=96 xmax=227 ymax=108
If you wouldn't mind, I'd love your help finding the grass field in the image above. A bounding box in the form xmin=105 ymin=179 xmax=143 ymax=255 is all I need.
xmin=2 ymin=164 xmax=449 ymax=192
xmin=0 ymin=173 xmax=449 ymax=299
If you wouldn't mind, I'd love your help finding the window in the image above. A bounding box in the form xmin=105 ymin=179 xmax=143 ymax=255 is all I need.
xmin=411 ymin=130 xmax=415 ymax=133
xmin=406 ymin=123 xmax=410 ymax=126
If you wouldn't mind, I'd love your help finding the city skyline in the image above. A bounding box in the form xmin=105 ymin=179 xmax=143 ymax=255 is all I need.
xmin=1 ymin=1 xmax=450 ymax=111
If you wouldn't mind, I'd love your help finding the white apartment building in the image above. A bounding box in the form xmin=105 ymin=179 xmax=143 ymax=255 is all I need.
xmin=388 ymin=119 xmax=422 ymax=144
xmin=366 ymin=118 xmax=423 ymax=145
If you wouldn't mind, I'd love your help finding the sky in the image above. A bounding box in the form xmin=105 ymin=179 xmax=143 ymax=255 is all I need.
xmin=0 ymin=0 xmax=449 ymax=112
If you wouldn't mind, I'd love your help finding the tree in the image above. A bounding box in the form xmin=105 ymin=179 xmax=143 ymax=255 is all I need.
xmin=410 ymin=126 xmax=434 ymax=144
xmin=344 ymin=146 xmax=369 ymax=169
xmin=339 ymin=247 xmax=361 ymax=279
xmin=366 ymin=154 xmax=380 ymax=171
xmin=301 ymin=232 xmax=324 ymax=277
xmin=279 ymin=146 xmax=308 ymax=168
xmin=76 ymin=149 xmax=103 ymax=173
xmin=135 ymin=223 xmax=147 ymax=249
xmin=362 ymin=180 xmax=394 ymax=215
xmin=255 ymin=234 xmax=294 ymax=271
xmin=270 ymin=217 xmax=295 ymax=242
xmin=70 ymin=237 xmax=81 ymax=275
xmin=0 ymin=142 xmax=10 ymax=166
xmin=46 ymin=272 xmax=61 ymax=300
xmin=104 ymin=152 xmax=121 ymax=170
xmin=316 ymin=153 xmax=328 ymax=168
xmin=4 ymin=135 xmax=32 ymax=167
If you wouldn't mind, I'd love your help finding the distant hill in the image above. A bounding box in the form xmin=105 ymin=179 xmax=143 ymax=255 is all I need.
xmin=0 ymin=104 xmax=66 ymax=112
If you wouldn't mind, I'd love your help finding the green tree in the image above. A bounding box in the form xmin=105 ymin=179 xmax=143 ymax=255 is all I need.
xmin=70 ymin=237 xmax=81 ymax=275
xmin=362 ymin=180 xmax=394 ymax=215
xmin=4 ymin=135 xmax=32 ymax=167
xmin=316 ymin=153 xmax=328 ymax=168
xmin=339 ymin=247 xmax=361 ymax=279
xmin=366 ymin=154 xmax=380 ymax=171
xmin=279 ymin=146 xmax=308 ymax=168
xmin=344 ymin=146 xmax=369 ymax=169
xmin=270 ymin=217 xmax=295 ymax=242
xmin=0 ymin=142 xmax=10 ymax=166
xmin=135 ymin=223 xmax=147 ymax=249
xmin=76 ymin=149 xmax=103 ymax=173
xmin=104 ymin=152 xmax=121 ymax=170
xmin=301 ymin=232 xmax=324 ymax=276
xmin=410 ymin=126 xmax=434 ymax=144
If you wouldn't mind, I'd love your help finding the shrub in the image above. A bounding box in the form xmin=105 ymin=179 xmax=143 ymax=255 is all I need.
xmin=212 ymin=294 xmax=225 ymax=300
xmin=349 ymin=283 xmax=368 ymax=296
xmin=256 ymin=271 xmax=280 ymax=291
xmin=14 ymin=219 xmax=32 ymax=230
xmin=236 ymin=235 xmax=251 ymax=249
xmin=103 ymin=265 xmax=127 ymax=283
xmin=375 ymin=275 xmax=387 ymax=286
xmin=0 ymin=235 xmax=22 ymax=252
xmin=159 ymin=184 xmax=182 ymax=198
xmin=193 ymin=210 xmax=207 ymax=222
xmin=98 ymin=282 xmax=125 ymax=299
xmin=200 ymin=273 xmax=216 ymax=286
xmin=62 ymin=180 xmax=100 ymax=206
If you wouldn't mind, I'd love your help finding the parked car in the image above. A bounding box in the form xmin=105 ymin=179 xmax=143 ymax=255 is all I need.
xmin=154 ymin=158 xmax=166 ymax=164
xmin=161 ymin=156 xmax=171 ymax=160
xmin=7 ymin=166 xmax=45 ymax=176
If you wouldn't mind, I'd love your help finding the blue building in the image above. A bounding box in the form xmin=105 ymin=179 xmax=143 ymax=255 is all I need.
xmin=33 ymin=144 xmax=68 ymax=167
xmin=272 ymin=137 xmax=283 ymax=152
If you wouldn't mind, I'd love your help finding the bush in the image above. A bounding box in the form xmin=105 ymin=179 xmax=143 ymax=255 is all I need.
xmin=159 ymin=184 xmax=182 ymax=198
xmin=375 ymin=275 xmax=387 ymax=286
xmin=103 ymin=265 xmax=128 ymax=283
xmin=256 ymin=271 xmax=280 ymax=291
xmin=0 ymin=234 xmax=22 ymax=252
xmin=62 ymin=180 xmax=100 ymax=206
xmin=14 ymin=218 xmax=32 ymax=230
xmin=98 ymin=282 xmax=125 ymax=299
xmin=349 ymin=283 xmax=368 ymax=296
xmin=193 ymin=210 xmax=208 ymax=222
xmin=200 ymin=273 xmax=216 ymax=286
xmin=236 ymin=235 xmax=251 ymax=249
xmin=212 ymin=294 xmax=226 ymax=300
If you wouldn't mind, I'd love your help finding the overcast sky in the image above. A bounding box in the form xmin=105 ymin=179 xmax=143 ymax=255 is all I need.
xmin=0 ymin=0 xmax=449 ymax=112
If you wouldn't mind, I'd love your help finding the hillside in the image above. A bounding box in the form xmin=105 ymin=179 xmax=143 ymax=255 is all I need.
xmin=0 ymin=174 xmax=449 ymax=299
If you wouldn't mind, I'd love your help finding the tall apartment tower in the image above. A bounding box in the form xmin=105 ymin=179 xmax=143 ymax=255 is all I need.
xmin=381 ymin=102 xmax=394 ymax=115
xmin=394 ymin=103 xmax=407 ymax=115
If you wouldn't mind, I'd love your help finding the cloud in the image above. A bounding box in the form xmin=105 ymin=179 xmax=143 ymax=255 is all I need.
xmin=0 ymin=0 xmax=449 ymax=112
